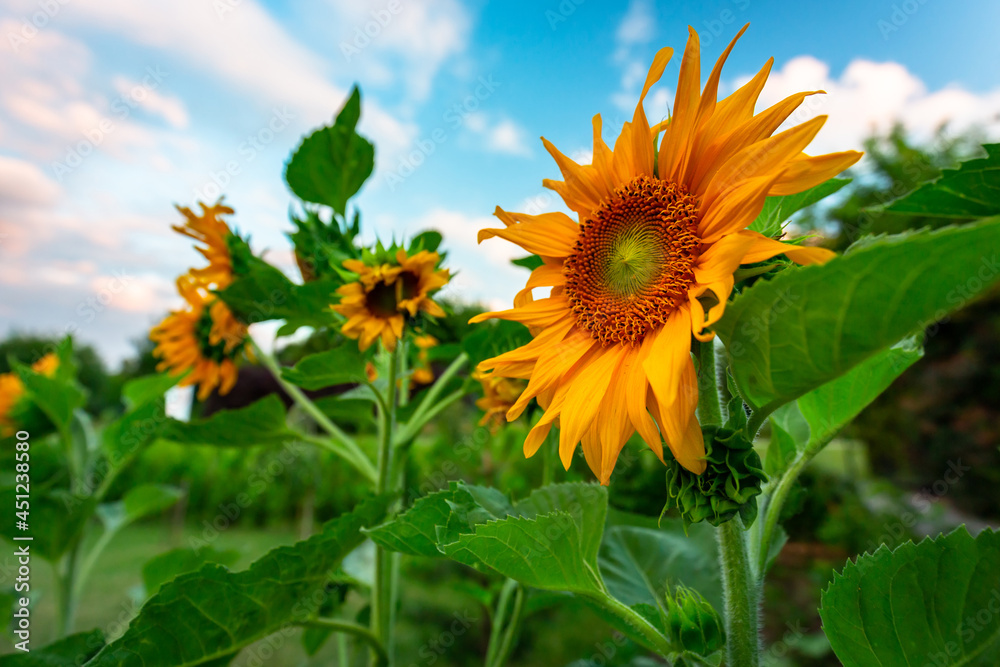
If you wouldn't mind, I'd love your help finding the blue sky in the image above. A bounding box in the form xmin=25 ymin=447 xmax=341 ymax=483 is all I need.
xmin=2 ymin=0 xmax=999 ymax=365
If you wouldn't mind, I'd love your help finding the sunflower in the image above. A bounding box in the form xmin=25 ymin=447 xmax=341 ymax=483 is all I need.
xmin=471 ymin=26 xmax=862 ymax=484
xmin=150 ymin=275 xmax=251 ymax=400
xmin=334 ymin=250 xmax=449 ymax=352
xmin=411 ymin=334 xmax=438 ymax=385
xmin=473 ymin=370 xmax=527 ymax=432
xmin=0 ymin=353 xmax=60 ymax=436
xmin=174 ymin=200 xmax=236 ymax=289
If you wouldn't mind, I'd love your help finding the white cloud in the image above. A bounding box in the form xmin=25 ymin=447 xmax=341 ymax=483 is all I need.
xmin=463 ymin=113 xmax=533 ymax=157
xmin=615 ymin=0 xmax=655 ymax=54
xmin=328 ymin=0 xmax=471 ymax=103
xmin=30 ymin=0 xmax=416 ymax=161
xmin=745 ymin=56 xmax=1000 ymax=155
xmin=485 ymin=119 xmax=532 ymax=157
xmin=0 ymin=156 xmax=61 ymax=208
xmin=112 ymin=76 xmax=189 ymax=129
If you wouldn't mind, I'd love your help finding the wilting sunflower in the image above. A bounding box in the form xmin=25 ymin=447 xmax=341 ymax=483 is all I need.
xmin=473 ymin=370 xmax=527 ymax=432
xmin=472 ymin=26 xmax=862 ymax=484
xmin=150 ymin=275 xmax=251 ymax=400
xmin=174 ymin=200 xmax=236 ymax=289
xmin=334 ymin=250 xmax=449 ymax=352
xmin=0 ymin=353 xmax=60 ymax=436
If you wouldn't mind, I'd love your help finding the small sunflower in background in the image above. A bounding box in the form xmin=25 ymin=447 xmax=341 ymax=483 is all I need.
xmin=473 ymin=370 xmax=527 ymax=433
xmin=150 ymin=276 xmax=252 ymax=400
xmin=0 ymin=353 xmax=60 ymax=436
xmin=173 ymin=200 xmax=237 ymax=289
xmin=334 ymin=248 xmax=449 ymax=352
xmin=411 ymin=334 xmax=438 ymax=385
xmin=152 ymin=200 xmax=251 ymax=400
xmin=472 ymin=26 xmax=862 ymax=484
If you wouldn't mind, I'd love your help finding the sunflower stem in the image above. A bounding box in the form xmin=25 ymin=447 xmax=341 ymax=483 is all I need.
xmin=372 ymin=343 xmax=401 ymax=666
xmin=717 ymin=518 xmax=761 ymax=667
xmin=304 ymin=618 xmax=388 ymax=667
xmin=251 ymin=339 xmax=376 ymax=483
xmin=696 ymin=339 xmax=723 ymax=427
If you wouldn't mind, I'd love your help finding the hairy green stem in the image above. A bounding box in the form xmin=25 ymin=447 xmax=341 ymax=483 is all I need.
xmin=718 ymin=519 xmax=761 ymax=667
xmin=696 ymin=340 xmax=723 ymax=427
xmin=305 ymin=618 xmax=388 ymax=667
xmin=485 ymin=579 xmax=517 ymax=667
xmin=586 ymin=591 xmax=676 ymax=657
xmin=251 ymin=339 xmax=376 ymax=483
xmin=754 ymin=433 xmax=832 ymax=577
xmin=372 ymin=345 xmax=400 ymax=666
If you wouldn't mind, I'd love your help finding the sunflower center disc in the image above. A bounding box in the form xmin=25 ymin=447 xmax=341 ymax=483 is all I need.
xmin=563 ymin=175 xmax=700 ymax=346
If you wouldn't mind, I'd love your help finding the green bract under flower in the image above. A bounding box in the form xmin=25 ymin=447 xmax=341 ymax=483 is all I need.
xmin=664 ymin=585 xmax=725 ymax=659
xmin=663 ymin=423 xmax=767 ymax=528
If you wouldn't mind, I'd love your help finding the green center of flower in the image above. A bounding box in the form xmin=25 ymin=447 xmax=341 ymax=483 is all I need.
xmin=606 ymin=226 xmax=668 ymax=297
xmin=563 ymin=175 xmax=701 ymax=346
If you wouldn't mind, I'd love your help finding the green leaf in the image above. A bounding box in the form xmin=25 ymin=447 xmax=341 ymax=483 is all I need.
xmin=281 ymin=345 xmax=366 ymax=390
xmin=368 ymin=483 xmax=609 ymax=593
xmin=715 ymin=219 xmax=1000 ymax=411
xmin=122 ymin=373 xmax=179 ymax=410
xmin=0 ymin=487 xmax=94 ymax=562
xmin=284 ymin=86 xmax=375 ymax=215
xmin=0 ymin=630 xmax=104 ymax=666
xmin=215 ymin=254 xmax=341 ymax=331
xmin=96 ymin=484 xmax=183 ymax=532
xmin=14 ymin=360 xmax=85 ymax=436
xmin=440 ymin=512 xmax=604 ymax=594
xmin=86 ymin=495 xmax=392 ymax=667
xmin=142 ymin=546 xmax=241 ymax=596
xmin=599 ymin=520 xmax=723 ymax=614
xmin=880 ymin=144 xmax=1000 ymax=219
xmin=820 ymin=526 xmax=1000 ymax=666
xmin=102 ymin=397 xmax=168 ymax=465
xmin=159 ymin=395 xmax=295 ymax=448
xmin=750 ymin=178 xmax=851 ymax=237
xmin=511 ymin=255 xmax=544 ymax=271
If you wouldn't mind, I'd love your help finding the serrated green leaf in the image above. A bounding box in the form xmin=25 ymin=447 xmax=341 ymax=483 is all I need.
xmin=86 ymin=495 xmax=392 ymax=667
xmin=142 ymin=546 xmax=241 ymax=596
xmin=750 ymin=178 xmax=851 ymax=237
xmin=365 ymin=484 xmax=484 ymax=557
xmin=715 ymin=219 xmax=1000 ymax=411
xmin=820 ymin=526 xmax=1000 ymax=666
xmin=515 ymin=482 xmax=608 ymax=565
xmin=598 ymin=520 xmax=723 ymax=614
xmin=0 ymin=629 xmax=104 ymax=666
xmin=281 ymin=345 xmax=367 ymax=390
xmin=284 ymin=86 xmax=375 ymax=215
xmin=880 ymin=144 xmax=1000 ymax=219
xmin=159 ymin=395 xmax=295 ymax=448
xmin=440 ymin=512 xmax=604 ymax=594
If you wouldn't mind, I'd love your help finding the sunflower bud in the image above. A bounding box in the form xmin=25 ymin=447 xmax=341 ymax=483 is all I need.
xmin=663 ymin=424 xmax=767 ymax=528
xmin=664 ymin=585 xmax=725 ymax=658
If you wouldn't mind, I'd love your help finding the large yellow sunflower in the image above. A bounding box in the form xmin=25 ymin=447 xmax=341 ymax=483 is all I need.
xmin=150 ymin=275 xmax=251 ymax=400
xmin=334 ymin=250 xmax=449 ymax=351
xmin=174 ymin=200 xmax=236 ymax=289
xmin=0 ymin=353 xmax=60 ymax=436
xmin=471 ymin=26 xmax=862 ymax=484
